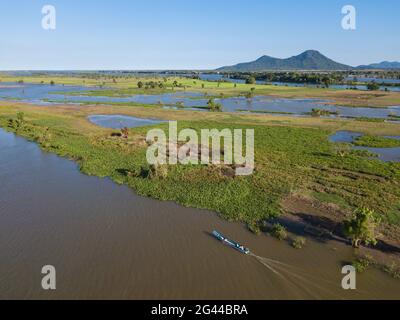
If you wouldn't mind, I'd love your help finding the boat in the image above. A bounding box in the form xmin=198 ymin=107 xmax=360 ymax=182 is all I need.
xmin=212 ymin=230 xmax=250 ymax=255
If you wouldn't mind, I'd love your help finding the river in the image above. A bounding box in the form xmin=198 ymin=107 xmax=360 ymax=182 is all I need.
xmin=0 ymin=128 xmax=399 ymax=299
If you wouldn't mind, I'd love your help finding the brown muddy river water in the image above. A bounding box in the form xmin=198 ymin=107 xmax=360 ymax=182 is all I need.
xmin=0 ymin=129 xmax=399 ymax=299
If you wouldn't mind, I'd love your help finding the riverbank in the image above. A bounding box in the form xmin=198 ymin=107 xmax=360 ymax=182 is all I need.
xmin=0 ymin=101 xmax=399 ymax=277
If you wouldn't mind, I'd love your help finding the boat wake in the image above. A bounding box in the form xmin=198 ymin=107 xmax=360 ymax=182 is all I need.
xmin=249 ymin=253 xmax=347 ymax=299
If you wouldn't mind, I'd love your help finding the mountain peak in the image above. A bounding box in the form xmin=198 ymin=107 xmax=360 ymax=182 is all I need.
xmin=300 ymin=50 xmax=322 ymax=56
xmin=356 ymin=61 xmax=400 ymax=69
xmin=217 ymin=50 xmax=351 ymax=71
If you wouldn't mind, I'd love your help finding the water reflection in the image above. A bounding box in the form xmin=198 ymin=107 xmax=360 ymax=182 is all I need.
xmin=330 ymin=131 xmax=400 ymax=162
xmin=88 ymin=115 xmax=166 ymax=129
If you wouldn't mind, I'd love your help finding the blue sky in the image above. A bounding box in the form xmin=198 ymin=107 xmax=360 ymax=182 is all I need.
xmin=0 ymin=0 xmax=399 ymax=70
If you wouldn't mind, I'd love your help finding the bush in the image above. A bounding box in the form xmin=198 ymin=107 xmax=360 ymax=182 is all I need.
xmin=292 ymin=236 xmax=306 ymax=249
xmin=8 ymin=112 xmax=26 ymax=130
xmin=248 ymin=221 xmax=261 ymax=235
xmin=207 ymin=98 xmax=222 ymax=112
xmin=367 ymin=82 xmax=380 ymax=91
xmin=148 ymin=164 xmax=168 ymax=179
xmin=245 ymin=76 xmax=256 ymax=84
xmin=344 ymin=207 xmax=379 ymax=248
xmin=383 ymin=262 xmax=400 ymax=279
xmin=352 ymin=257 xmax=372 ymax=273
xmin=333 ymin=143 xmax=352 ymax=158
xmin=271 ymin=223 xmax=288 ymax=241
xmin=16 ymin=112 xmax=25 ymax=123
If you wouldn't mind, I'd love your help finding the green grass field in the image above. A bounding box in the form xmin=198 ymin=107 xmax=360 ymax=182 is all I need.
xmin=354 ymin=135 xmax=400 ymax=148
xmin=1 ymin=101 xmax=399 ymax=231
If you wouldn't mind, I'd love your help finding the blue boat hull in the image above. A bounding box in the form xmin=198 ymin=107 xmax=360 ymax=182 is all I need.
xmin=212 ymin=230 xmax=250 ymax=255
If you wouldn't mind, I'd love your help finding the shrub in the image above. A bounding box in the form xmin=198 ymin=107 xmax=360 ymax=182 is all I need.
xmin=383 ymin=262 xmax=400 ymax=279
xmin=352 ymin=257 xmax=372 ymax=273
xmin=248 ymin=221 xmax=261 ymax=235
xmin=367 ymin=82 xmax=380 ymax=91
xmin=16 ymin=112 xmax=25 ymax=124
xmin=333 ymin=143 xmax=352 ymax=158
xmin=271 ymin=223 xmax=288 ymax=241
xmin=292 ymin=236 xmax=306 ymax=249
xmin=343 ymin=207 xmax=379 ymax=248
xmin=207 ymin=98 xmax=222 ymax=111
xmin=148 ymin=164 xmax=168 ymax=179
xmin=245 ymin=76 xmax=256 ymax=84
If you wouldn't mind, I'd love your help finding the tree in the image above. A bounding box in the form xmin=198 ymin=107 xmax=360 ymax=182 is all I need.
xmin=343 ymin=207 xmax=379 ymax=248
xmin=207 ymin=98 xmax=222 ymax=112
xmin=323 ymin=77 xmax=330 ymax=88
xmin=271 ymin=223 xmax=288 ymax=241
xmin=245 ymin=76 xmax=256 ymax=85
xmin=137 ymin=81 xmax=144 ymax=89
xmin=367 ymin=81 xmax=380 ymax=91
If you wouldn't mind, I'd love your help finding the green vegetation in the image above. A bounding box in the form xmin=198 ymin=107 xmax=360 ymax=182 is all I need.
xmin=354 ymin=117 xmax=387 ymax=123
xmin=312 ymin=192 xmax=350 ymax=210
xmin=2 ymin=73 xmax=400 ymax=108
xmin=383 ymin=262 xmax=400 ymax=279
xmin=229 ymin=71 xmax=346 ymax=85
xmin=354 ymin=135 xmax=400 ymax=148
xmin=245 ymin=76 xmax=256 ymax=85
xmin=352 ymin=256 xmax=373 ymax=273
xmin=2 ymin=72 xmax=400 ymax=276
xmin=271 ymin=224 xmax=288 ymax=240
xmin=0 ymin=102 xmax=399 ymax=235
xmin=8 ymin=111 xmax=26 ymax=129
xmin=367 ymin=82 xmax=380 ymax=91
xmin=309 ymin=108 xmax=339 ymax=117
xmin=206 ymin=98 xmax=222 ymax=112
xmin=332 ymin=143 xmax=352 ymax=158
xmin=291 ymin=236 xmax=306 ymax=249
xmin=344 ymin=207 xmax=379 ymax=248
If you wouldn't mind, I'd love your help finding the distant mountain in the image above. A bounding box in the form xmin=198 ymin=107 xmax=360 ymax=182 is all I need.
xmin=217 ymin=50 xmax=352 ymax=71
xmin=356 ymin=61 xmax=400 ymax=70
